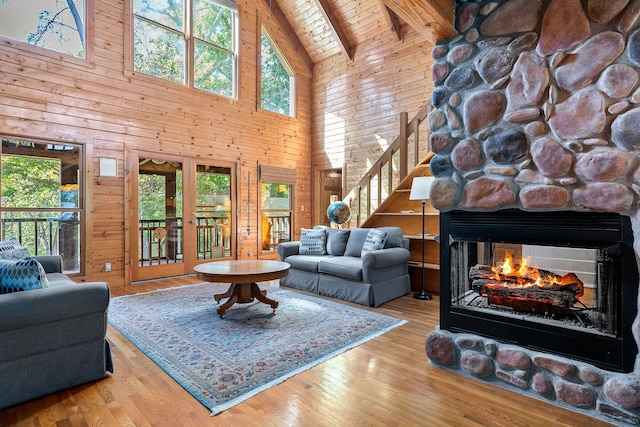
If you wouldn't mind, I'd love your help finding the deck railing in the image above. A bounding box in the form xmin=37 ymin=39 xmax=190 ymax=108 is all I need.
xmin=138 ymin=214 xmax=232 ymax=266
xmin=1 ymin=217 xmax=62 ymax=256
xmin=261 ymin=213 xmax=291 ymax=252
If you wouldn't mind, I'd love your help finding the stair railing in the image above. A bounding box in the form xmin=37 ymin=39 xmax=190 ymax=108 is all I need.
xmin=343 ymin=101 xmax=432 ymax=227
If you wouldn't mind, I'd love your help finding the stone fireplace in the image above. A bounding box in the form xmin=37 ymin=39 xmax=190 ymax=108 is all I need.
xmin=424 ymin=0 xmax=640 ymax=425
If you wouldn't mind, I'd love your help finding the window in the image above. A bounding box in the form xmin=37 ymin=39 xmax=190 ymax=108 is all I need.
xmin=133 ymin=0 xmax=238 ymax=97
xmin=0 ymin=0 xmax=86 ymax=58
xmin=0 ymin=138 xmax=84 ymax=274
xmin=259 ymin=165 xmax=296 ymax=253
xmin=261 ymin=28 xmax=295 ymax=116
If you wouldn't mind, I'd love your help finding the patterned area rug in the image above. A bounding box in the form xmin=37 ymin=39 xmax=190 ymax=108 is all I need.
xmin=108 ymin=282 xmax=406 ymax=415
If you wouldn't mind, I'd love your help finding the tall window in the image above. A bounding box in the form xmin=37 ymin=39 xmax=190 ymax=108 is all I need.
xmin=0 ymin=0 xmax=86 ymax=58
xmin=261 ymin=28 xmax=295 ymax=116
xmin=0 ymin=138 xmax=84 ymax=274
xmin=133 ymin=0 xmax=238 ymax=97
xmin=259 ymin=165 xmax=296 ymax=254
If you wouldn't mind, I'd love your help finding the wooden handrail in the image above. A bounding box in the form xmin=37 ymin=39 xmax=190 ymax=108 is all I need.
xmin=343 ymin=101 xmax=432 ymax=227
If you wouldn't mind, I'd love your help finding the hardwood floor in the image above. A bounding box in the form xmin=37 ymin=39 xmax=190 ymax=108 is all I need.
xmin=0 ymin=276 xmax=609 ymax=426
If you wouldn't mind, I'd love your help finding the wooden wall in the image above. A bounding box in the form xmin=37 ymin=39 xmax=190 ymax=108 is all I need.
xmin=0 ymin=0 xmax=313 ymax=292
xmin=0 ymin=0 xmax=437 ymax=292
xmin=311 ymin=25 xmax=435 ymax=196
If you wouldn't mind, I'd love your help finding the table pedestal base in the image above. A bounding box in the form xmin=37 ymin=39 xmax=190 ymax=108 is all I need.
xmin=214 ymin=282 xmax=279 ymax=317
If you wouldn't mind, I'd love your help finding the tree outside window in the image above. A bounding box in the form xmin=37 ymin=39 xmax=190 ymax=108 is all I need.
xmin=133 ymin=0 xmax=237 ymax=97
xmin=0 ymin=139 xmax=84 ymax=273
xmin=261 ymin=28 xmax=295 ymax=116
xmin=0 ymin=0 xmax=86 ymax=58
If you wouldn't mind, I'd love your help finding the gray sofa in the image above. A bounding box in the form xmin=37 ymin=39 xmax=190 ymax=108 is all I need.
xmin=277 ymin=226 xmax=411 ymax=306
xmin=0 ymin=255 xmax=113 ymax=409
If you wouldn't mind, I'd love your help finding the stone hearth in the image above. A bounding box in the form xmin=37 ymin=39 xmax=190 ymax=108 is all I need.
xmin=425 ymin=1 xmax=640 ymax=425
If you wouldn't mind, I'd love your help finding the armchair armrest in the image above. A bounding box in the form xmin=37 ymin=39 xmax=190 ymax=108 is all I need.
xmin=31 ymin=255 xmax=63 ymax=274
xmin=0 ymin=282 xmax=110 ymax=333
xmin=277 ymin=241 xmax=300 ymax=261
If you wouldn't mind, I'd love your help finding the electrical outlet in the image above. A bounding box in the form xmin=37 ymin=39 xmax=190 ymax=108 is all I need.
xmin=248 ymin=250 xmax=252 ymax=257
xmin=104 ymin=263 xmax=111 ymax=272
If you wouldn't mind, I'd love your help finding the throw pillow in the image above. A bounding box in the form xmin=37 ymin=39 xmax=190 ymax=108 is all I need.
xmin=0 ymin=258 xmax=49 ymax=294
xmin=299 ymin=228 xmax=327 ymax=255
xmin=343 ymin=228 xmax=370 ymax=257
xmin=0 ymin=247 xmax=30 ymax=260
xmin=0 ymin=238 xmax=30 ymax=260
xmin=325 ymin=229 xmax=350 ymax=256
xmin=378 ymin=226 xmax=404 ymax=248
xmin=0 ymin=238 xmax=22 ymax=254
xmin=361 ymin=229 xmax=387 ymax=257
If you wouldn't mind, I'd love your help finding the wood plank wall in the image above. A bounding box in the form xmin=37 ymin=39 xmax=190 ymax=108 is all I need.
xmin=0 ymin=0 xmax=313 ymax=293
xmin=0 ymin=0 xmax=438 ymax=292
xmin=312 ymin=25 xmax=435 ymax=195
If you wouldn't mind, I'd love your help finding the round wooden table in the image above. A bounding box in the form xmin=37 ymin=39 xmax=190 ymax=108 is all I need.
xmin=193 ymin=260 xmax=290 ymax=317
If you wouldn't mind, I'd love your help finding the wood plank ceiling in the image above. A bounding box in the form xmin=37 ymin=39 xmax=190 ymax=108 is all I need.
xmin=263 ymin=0 xmax=456 ymax=70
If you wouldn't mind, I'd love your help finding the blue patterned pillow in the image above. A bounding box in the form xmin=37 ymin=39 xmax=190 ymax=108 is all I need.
xmin=299 ymin=228 xmax=327 ymax=255
xmin=361 ymin=229 xmax=387 ymax=257
xmin=0 ymin=258 xmax=49 ymax=294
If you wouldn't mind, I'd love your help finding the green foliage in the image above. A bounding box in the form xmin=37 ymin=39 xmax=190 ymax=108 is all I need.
xmin=1 ymin=156 xmax=61 ymax=209
xmin=261 ymin=33 xmax=292 ymax=116
xmin=133 ymin=0 xmax=235 ymax=96
xmin=138 ymin=174 xmax=168 ymax=220
xmin=138 ymin=169 xmax=230 ymax=220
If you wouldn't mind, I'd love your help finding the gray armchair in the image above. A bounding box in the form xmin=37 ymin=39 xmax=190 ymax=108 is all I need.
xmin=0 ymin=255 xmax=113 ymax=409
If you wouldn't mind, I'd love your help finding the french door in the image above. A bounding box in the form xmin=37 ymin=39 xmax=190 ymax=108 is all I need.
xmin=130 ymin=151 xmax=236 ymax=281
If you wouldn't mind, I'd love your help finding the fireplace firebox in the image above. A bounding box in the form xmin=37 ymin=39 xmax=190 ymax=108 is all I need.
xmin=439 ymin=209 xmax=639 ymax=373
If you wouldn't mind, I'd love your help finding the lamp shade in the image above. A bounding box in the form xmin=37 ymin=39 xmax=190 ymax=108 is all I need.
xmin=409 ymin=176 xmax=435 ymax=201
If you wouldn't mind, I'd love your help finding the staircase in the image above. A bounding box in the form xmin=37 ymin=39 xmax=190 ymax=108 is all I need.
xmin=341 ymin=102 xmax=440 ymax=295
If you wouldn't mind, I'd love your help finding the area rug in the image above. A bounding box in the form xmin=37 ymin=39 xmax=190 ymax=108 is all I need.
xmin=108 ymin=282 xmax=406 ymax=415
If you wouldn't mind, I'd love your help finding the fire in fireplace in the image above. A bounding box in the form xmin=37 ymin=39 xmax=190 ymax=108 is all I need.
xmin=469 ymin=255 xmax=585 ymax=317
xmin=439 ymin=209 xmax=639 ymax=373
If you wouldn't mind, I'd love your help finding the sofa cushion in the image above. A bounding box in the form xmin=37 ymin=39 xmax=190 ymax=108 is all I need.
xmin=326 ymin=229 xmax=350 ymax=256
xmin=378 ymin=226 xmax=404 ymax=248
xmin=299 ymin=228 xmax=327 ymax=255
xmin=0 ymin=259 xmax=50 ymax=294
xmin=343 ymin=228 xmax=370 ymax=257
xmin=318 ymin=256 xmax=363 ymax=281
xmin=283 ymin=255 xmax=324 ymax=273
xmin=361 ymin=229 xmax=387 ymax=257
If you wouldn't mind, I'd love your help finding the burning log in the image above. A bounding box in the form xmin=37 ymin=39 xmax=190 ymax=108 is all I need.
xmin=469 ymin=263 xmax=584 ymax=314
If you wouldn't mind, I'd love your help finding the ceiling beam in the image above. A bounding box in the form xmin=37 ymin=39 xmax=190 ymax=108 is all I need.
xmin=312 ymin=0 xmax=354 ymax=61
xmin=262 ymin=0 xmax=314 ymax=75
xmin=377 ymin=1 xmax=403 ymax=42
xmin=381 ymin=0 xmax=456 ymax=44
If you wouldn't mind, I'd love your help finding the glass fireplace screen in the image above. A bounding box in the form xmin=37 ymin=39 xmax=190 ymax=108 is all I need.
xmin=450 ymin=241 xmax=619 ymax=337
xmin=439 ymin=209 xmax=638 ymax=372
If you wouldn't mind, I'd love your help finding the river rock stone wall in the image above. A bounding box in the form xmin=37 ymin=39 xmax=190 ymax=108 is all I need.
xmin=426 ymin=1 xmax=640 ymax=425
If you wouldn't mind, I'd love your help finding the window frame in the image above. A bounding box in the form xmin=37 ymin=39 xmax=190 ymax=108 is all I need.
xmin=127 ymin=0 xmax=239 ymax=99
xmin=0 ymin=0 xmax=94 ymax=66
xmin=0 ymin=137 xmax=88 ymax=276
xmin=259 ymin=25 xmax=296 ymax=117
xmin=258 ymin=165 xmax=296 ymax=256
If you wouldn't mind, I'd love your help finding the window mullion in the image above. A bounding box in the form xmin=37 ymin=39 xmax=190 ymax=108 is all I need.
xmin=186 ymin=0 xmax=194 ymax=88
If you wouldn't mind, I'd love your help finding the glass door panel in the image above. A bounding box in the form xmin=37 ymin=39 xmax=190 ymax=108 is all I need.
xmin=195 ymin=164 xmax=232 ymax=260
xmin=133 ymin=156 xmax=185 ymax=281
